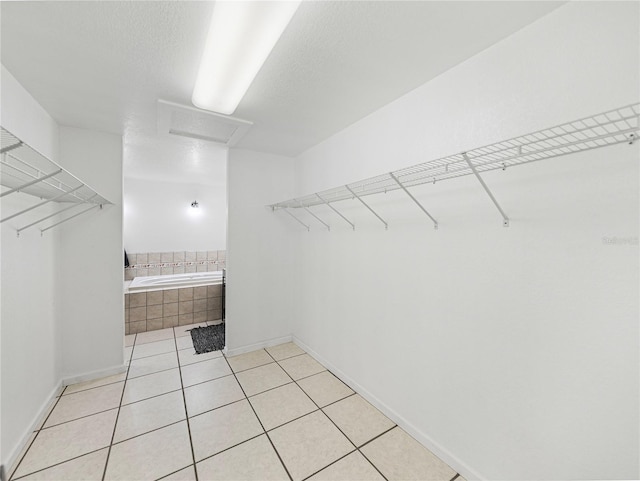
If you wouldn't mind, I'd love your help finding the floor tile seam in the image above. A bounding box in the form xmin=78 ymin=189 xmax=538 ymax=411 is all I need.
xmin=259 ymin=407 xmax=321 ymax=434
xmin=268 ymin=347 xmax=385 ymax=478
xmin=244 ymin=379 xmax=297 ymax=399
xmin=128 ymin=343 xmax=200 ymax=363
xmin=268 ymin=348 xmax=392 ymax=455
xmin=317 ymin=392 xmax=357 ymax=410
xmin=191 ymin=431 xmax=264 ymax=466
xmin=111 ymin=418 xmax=186 ymax=447
xmin=174 ymin=335 xmax=200 ymax=481
xmin=9 ymin=446 xmax=109 ymax=481
xmin=179 ymin=354 xmax=226 ymax=367
xmin=271 ymin=351 xmax=307 ymax=363
xmin=154 ymin=464 xmax=193 ymax=481
xmin=355 ymin=425 xmax=398 ymax=450
xmin=264 ymin=348 xmax=326 ymax=414
xmin=133 ymin=338 xmax=175 ymax=347
xmin=62 ymin=378 xmax=127 ymax=397
xmin=299 ymin=448 xmax=358 ymax=481
xmin=289 ymin=368 xmax=329 ymax=383
xmin=40 ymin=405 xmax=121 ymax=431
xmin=218 ymin=350 xmax=293 ymax=481
xmin=121 ymin=387 xmax=184 ymax=407
xmin=131 ymin=349 xmax=179 ymax=361
xmin=182 ymin=371 xmax=236 ymax=390
xmin=131 ymin=343 xmax=195 ymax=361
xmin=186 ymin=394 xmax=248 ymax=420
xmin=8 ymin=392 xmax=66 ymax=481
xmin=356 ymin=447 xmax=390 ymax=481
xmin=353 ymin=425 xmax=400 ymax=481
xmin=264 ymin=347 xmax=364 ymax=479
xmin=320 ymin=396 xmax=398 ymax=447
xmin=101 ymin=343 xmax=134 ymax=481
xmin=127 ymin=366 xmax=181 ymax=381
xmin=228 ymin=359 xmax=275 ymax=375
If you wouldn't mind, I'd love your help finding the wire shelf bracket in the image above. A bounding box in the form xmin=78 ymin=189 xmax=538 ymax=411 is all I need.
xmin=345 ymin=184 xmax=388 ymax=229
xmin=1 ymin=126 xmax=112 ymax=234
xmin=297 ymin=199 xmax=330 ymax=231
xmin=40 ymin=204 xmax=102 ymax=235
xmin=282 ymin=208 xmax=310 ymax=231
xmin=1 ymin=184 xmax=85 ymax=224
xmin=462 ymin=152 xmax=510 ymax=227
xmin=316 ymin=193 xmax=355 ymax=230
xmin=16 ymin=194 xmax=99 ymax=237
xmin=389 ymin=172 xmax=438 ymax=229
xmin=268 ymin=103 xmax=640 ymax=231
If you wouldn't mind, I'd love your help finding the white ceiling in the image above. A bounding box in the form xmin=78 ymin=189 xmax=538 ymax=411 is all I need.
xmin=1 ymin=1 xmax=563 ymax=180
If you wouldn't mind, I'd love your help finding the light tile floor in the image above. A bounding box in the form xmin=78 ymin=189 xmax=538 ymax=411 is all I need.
xmin=8 ymin=323 xmax=466 ymax=481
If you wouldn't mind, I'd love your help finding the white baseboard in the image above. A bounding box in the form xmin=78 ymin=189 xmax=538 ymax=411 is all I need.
xmin=61 ymin=364 xmax=127 ymax=387
xmin=4 ymin=364 xmax=128 ymax=479
xmin=225 ymin=334 xmax=292 ymax=357
xmin=3 ymin=380 xmax=64 ymax=480
xmin=292 ymin=336 xmax=486 ymax=481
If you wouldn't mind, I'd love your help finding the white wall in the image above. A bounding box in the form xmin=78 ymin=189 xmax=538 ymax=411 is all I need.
xmin=0 ymin=65 xmax=61 ymax=474
xmin=293 ymin=3 xmax=638 ymax=480
xmin=225 ymin=149 xmax=295 ymax=354
xmin=124 ymin=177 xmax=226 ymax=253
xmin=56 ymin=126 xmax=123 ymax=380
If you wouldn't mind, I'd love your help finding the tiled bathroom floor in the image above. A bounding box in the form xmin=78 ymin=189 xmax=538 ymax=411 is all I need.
xmin=8 ymin=323 xmax=466 ymax=481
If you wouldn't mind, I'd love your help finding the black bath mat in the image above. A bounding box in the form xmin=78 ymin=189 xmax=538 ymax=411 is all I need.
xmin=190 ymin=324 xmax=225 ymax=354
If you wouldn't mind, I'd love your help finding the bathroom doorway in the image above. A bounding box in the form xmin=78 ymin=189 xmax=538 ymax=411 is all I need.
xmin=122 ymin=133 xmax=228 ymax=352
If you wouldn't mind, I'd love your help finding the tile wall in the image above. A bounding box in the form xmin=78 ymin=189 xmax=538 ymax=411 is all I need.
xmin=124 ymin=250 xmax=226 ymax=280
xmin=124 ymin=284 xmax=223 ymax=334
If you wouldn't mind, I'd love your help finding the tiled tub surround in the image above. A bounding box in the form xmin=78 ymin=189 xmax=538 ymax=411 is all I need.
xmin=125 ymin=284 xmax=223 ymax=334
xmin=125 ymin=250 xmax=226 ymax=281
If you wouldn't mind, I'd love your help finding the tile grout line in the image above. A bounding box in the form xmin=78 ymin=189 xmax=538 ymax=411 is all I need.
xmin=154 ymin=464 xmax=194 ymax=481
xmin=357 ymin=425 xmax=398 ymax=450
xmin=300 ymin=449 xmax=358 ymax=481
xmin=173 ymin=332 xmax=200 ymax=481
xmin=189 ymin=431 xmax=265 ymax=467
xmin=61 ymin=377 xmax=127 ymax=397
xmin=100 ymin=339 xmax=135 ymax=481
xmin=220 ymin=352 xmax=294 ymax=481
xmin=7 ymin=387 xmax=67 ymax=481
xmin=10 ymin=446 xmax=110 ymax=481
xmin=266 ymin=349 xmax=390 ymax=481
xmin=38 ymin=407 xmax=121 ymax=432
xmin=264 ymin=351 xmax=363 ymax=472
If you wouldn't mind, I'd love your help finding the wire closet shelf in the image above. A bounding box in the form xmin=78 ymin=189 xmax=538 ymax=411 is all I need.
xmin=269 ymin=103 xmax=639 ymax=230
xmin=1 ymin=126 xmax=112 ymax=236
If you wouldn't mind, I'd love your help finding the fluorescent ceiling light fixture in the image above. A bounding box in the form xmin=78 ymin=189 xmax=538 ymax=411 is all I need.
xmin=192 ymin=0 xmax=301 ymax=115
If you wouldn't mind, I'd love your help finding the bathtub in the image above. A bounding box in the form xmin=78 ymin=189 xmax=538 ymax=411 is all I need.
xmin=128 ymin=271 xmax=224 ymax=292
xmin=125 ymin=270 xmax=225 ymax=334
